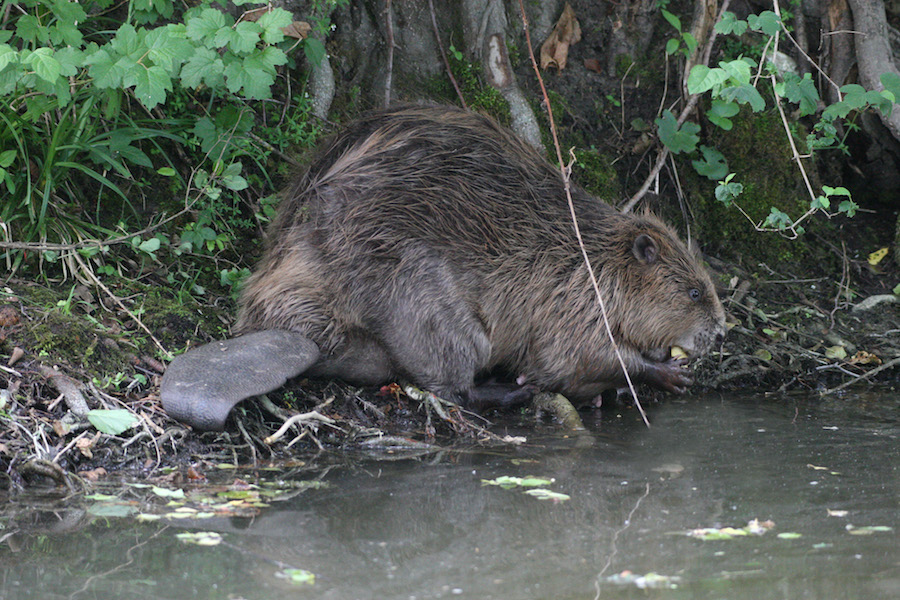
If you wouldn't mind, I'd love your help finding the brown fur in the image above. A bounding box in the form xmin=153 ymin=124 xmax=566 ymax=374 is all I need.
xmin=235 ymin=105 xmax=726 ymax=405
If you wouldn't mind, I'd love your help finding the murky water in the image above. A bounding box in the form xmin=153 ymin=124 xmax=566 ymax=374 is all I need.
xmin=2 ymin=394 xmax=897 ymax=600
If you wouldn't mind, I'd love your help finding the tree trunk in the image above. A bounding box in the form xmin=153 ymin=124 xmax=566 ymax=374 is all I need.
xmin=847 ymin=0 xmax=900 ymax=141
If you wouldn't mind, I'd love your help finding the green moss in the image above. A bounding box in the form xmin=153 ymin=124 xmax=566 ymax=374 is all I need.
xmin=572 ymin=146 xmax=622 ymax=200
xmin=30 ymin=308 xmax=131 ymax=375
xmin=614 ymin=53 xmax=634 ymax=78
xmin=684 ymin=107 xmax=835 ymax=270
xmin=419 ymin=48 xmax=511 ymax=124
xmin=137 ymin=288 xmax=233 ymax=352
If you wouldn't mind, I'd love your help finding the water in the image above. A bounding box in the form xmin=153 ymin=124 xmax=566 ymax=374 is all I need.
xmin=2 ymin=394 xmax=897 ymax=599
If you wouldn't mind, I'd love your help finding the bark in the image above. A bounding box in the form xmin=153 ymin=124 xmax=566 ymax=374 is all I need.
xmin=847 ymin=0 xmax=900 ymax=141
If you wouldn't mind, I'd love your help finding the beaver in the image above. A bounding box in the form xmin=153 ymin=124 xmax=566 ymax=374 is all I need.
xmin=161 ymin=105 xmax=726 ymax=431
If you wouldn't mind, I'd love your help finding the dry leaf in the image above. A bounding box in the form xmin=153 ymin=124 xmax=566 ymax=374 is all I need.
xmin=283 ymin=21 xmax=312 ymax=40
xmin=79 ymin=467 xmax=108 ymax=481
xmin=540 ymin=3 xmax=582 ymax=70
xmin=583 ymin=58 xmax=602 ymax=74
xmin=849 ymin=351 xmax=881 ymax=365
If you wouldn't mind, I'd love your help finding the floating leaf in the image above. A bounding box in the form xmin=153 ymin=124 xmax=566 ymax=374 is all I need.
xmin=176 ymin=531 xmax=223 ymax=546
xmin=151 ymin=486 xmax=185 ymax=499
xmin=277 ymin=568 xmax=316 ymax=585
xmin=88 ymin=502 xmax=138 ymax=518
xmin=846 ymin=525 xmax=893 ymax=535
xmin=482 ymin=476 xmax=553 ymax=489
xmin=777 ymin=532 xmax=803 ymax=539
xmin=86 ymin=409 xmax=139 ymax=435
xmin=523 ymin=488 xmax=571 ymax=502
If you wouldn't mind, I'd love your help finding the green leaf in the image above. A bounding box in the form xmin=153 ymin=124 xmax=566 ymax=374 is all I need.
xmin=715 ymin=12 xmax=748 ymax=35
xmin=838 ymin=199 xmax=858 ymax=217
xmin=665 ymin=38 xmax=680 ymax=56
xmin=125 ymin=65 xmax=172 ymax=109
xmin=50 ymin=21 xmax=83 ymax=48
xmin=186 ymin=8 xmax=230 ymax=44
xmin=110 ymin=24 xmax=142 ymax=56
xmin=822 ymin=185 xmax=851 ymax=197
xmin=85 ymin=48 xmax=126 ymax=89
xmin=747 ymin=10 xmax=782 ymax=36
xmin=224 ymin=50 xmax=284 ymax=98
xmin=682 ymin=32 xmax=697 ymax=56
xmin=229 ymin=21 xmax=261 ymax=54
xmin=656 ymin=110 xmax=699 ymax=154
xmin=25 ymin=48 xmax=61 ymax=83
xmin=16 ymin=16 xmax=48 ymax=44
xmin=0 ymin=44 xmax=17 ymax=71
xmin=692 ymin=145 xmax=728 ymax=180
xmin=781 ymin=72 xmax=820 ymax=116
xmin=144 ymin=27 xmax=193 ymax=73
xmin=763 ymin=207 xmax=792 ymax=229
xmin=303 ymin=38 xmax=326 ymax=65
xmin=258 ymin=9 xmax=293 ymax=44
xmin=158 ymin=167 xmax=176 ymax=176
xmin=719 ymin=59 xmax=752 ymax=85
xmin=86 ymin=409 xmax=139 ymax=435
xmin=661 ymin=9 xmax=681 ymax=32
xmin=138 ymin=237 xmax=161 ymax=253
xmin=687 ymin=65 xmax=729 ymax=95
xmin=181 ymin=47 xmax=225 ymax=89
xmin=707 ymin=99 xmax=739 ymax=130
xmin=0 ymin=150 xmax=14 ymax=168
xmin=881 ymin=72 xmax=900 ymax=101
xmin=720 ymin=84 xmax=766 ymax=111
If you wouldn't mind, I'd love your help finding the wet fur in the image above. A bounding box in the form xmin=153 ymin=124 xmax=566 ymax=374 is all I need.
xmin=235 ymin=105 xmax=725 ymax=405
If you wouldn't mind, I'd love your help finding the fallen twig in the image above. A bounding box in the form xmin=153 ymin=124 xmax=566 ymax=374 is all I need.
xmin=822 ymin=355 xmax=900 ymax=395
xmin=264 ymin=410 xmax=336 ymax=445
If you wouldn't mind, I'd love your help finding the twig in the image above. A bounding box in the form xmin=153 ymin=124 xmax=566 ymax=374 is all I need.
xmin=428 ymin=0 xmax=467 ymax=109
xmin=384 ymin=0 xmax=394 ymax=107
xmin=518 ymin=0 xmax=649 ymax=427
xmin=597 ymin=482 xmax=651 ymax=580
xmin=822 ymin=355 xmax=900 ymax=395
xmin=264 ymin=410 xmax=336 ymax=444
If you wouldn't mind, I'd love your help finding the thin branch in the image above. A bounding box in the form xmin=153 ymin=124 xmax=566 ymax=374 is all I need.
xmin=428 ymin=0 xmax=467 ymax=109
xmin=384 ymin=0 xmax=394 ymax=107
xmin=517 ymin=0 xmax=649 ymax=427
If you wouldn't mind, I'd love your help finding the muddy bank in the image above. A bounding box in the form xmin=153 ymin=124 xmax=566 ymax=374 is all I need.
xmin=1 ymin=256 xmax=897 ymax=490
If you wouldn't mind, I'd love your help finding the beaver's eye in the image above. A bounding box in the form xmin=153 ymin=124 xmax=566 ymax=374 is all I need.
xmin=689 ymin=288 xmax=701 ymax=302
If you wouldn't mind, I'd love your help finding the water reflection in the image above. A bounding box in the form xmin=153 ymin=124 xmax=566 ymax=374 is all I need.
xmin=1 ymin=394 xmax=897 ymax=599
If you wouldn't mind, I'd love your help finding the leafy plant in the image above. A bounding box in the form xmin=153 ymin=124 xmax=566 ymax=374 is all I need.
xmin=655 ymin=7 xmax=900 ymax=238
xmin=0 ymin=0 xmax=328 ymax=285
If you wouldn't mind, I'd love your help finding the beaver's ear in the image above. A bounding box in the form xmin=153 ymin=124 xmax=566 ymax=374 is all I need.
xmin=632 ymin=234 xmax=658 ymax=264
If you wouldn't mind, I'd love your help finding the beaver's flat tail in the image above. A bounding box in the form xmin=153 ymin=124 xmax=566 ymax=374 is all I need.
xmin=160 ymin=330 xmax=319 ymax=431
